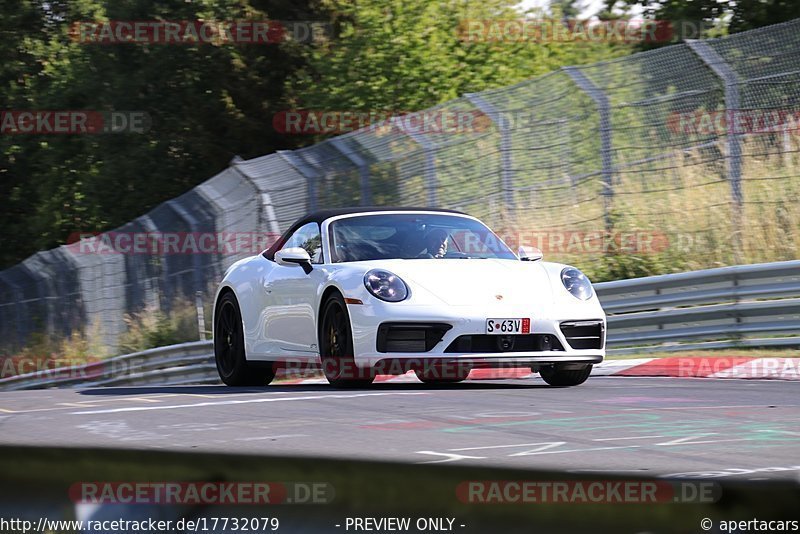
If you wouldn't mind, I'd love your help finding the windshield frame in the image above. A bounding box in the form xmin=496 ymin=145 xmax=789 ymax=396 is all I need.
xmin=321 ymin=210 xmax=517 ymax=263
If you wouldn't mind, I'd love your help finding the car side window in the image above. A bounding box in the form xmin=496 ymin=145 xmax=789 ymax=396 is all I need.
xmin=281 ymin=222 xmax=323 ymax=263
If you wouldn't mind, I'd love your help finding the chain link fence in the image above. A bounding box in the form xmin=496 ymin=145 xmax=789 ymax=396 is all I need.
xmin=1 ymin=19 xmax=799 ymax=353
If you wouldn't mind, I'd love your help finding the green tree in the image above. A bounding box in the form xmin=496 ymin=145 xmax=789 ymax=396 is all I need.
xmin=286 ymin=0 xmax=633 ymax=122
xmin=1 ymin=0 xmax=637 ymax=269
xmin=608 ymin=0 xmax=800 ymax=41
xmin=0 ymin=0 xmax=316 ymax=268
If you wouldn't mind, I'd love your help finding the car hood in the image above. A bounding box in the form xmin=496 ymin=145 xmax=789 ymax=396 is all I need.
xmin=365 ymin=259 xmax=555 ymax=307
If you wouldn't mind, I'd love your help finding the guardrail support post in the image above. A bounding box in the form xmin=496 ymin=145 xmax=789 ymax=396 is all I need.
xmin=279 ymin=151 xmax=320 ymax=212
xmin=195 ymin=291 xmax=206 ymax=341
xmin=330 ymin=138 xmax=372 ymax=206
xmin=166 ymin=200 xmax=204 ymax=295
xmin=230 ymin=156 xmax=282 ymax=238
xmin=687 ymin=40 xmax=744 ymax=263
xmin=395 ymin=117 xmax=438 ymax=207
xmin=564 ymin=67 xmax=614 ymax=234
xmin=465 ymin=93 xmax=515 ymax=218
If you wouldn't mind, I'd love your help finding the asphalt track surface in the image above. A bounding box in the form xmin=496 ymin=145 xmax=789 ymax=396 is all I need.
xmin=1 ymin=376 xmax=798 ymax=480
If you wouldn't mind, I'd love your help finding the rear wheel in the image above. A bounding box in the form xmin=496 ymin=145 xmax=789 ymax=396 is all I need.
xmin=214 ymin=292 xmax=275 ymax=386
xmin=415 ymin=363 xmax=471 ymax=384
xmin=320 ymin=293 xmax=374 ymax=388
xmin=539 ymin=365 xmax=592 ymax=387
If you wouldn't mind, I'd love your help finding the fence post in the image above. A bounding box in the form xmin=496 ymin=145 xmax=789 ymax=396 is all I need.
xmin=330 ymin=138 xmax=372 ymax=205
xmin=195 ymin=291 xmax=206 ymax=341
xmin=686 ymin=40 xmax=743 ymax=263
xmin=279 ymin=151 xmax=319 ymax=212
xmin=564 ymin=67 xmax=614 ymax=234
xmin=464 ymin=93 xmax=515 ymax=218
xmin=137 ymin=214 xmax=162 ymax=310
xmin=166 ymin=200 xmax=204 ymax=295
xmin=395 ymin=117 xmax=438 ymax=207
xmin=229 ymin=158 xmax=282 ymax=238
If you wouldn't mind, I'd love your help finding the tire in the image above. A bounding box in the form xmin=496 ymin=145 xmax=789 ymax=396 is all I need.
xmin=539 ymin=365 xmax=592 ymax=387
xmin=214 ymin=292 xmax=275 ymax=386
xmin=319 ymin=293 xmax=374 ymax=388
xmin=415 ymin=363 xmax=471 ymax=384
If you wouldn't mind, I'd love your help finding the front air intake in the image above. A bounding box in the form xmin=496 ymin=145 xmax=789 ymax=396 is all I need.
xmin=559 ymin=320 xmax=605 ymax=350
xmin=444 ymin=334 xmax=565 ymax=353
xmin=376 ymin=323 xmax=452 ymax=353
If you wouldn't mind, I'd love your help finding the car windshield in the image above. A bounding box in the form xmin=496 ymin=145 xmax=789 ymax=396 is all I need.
xmin=328 ymin=213 xmax=516 ymax=262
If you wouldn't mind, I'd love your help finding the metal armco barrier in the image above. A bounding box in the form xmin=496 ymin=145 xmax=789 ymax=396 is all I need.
xmin=0 ymin=340 xmax=215 ymax=391
xmin=1 ymin=260 xmax=798 ymax=389
xmin=597 ymin=260 xmax=800 ymax=354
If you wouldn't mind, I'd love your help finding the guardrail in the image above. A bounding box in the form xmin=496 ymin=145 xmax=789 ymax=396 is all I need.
xmin=0 ymin=341 xmax=217 ymax=391
xmin=1 ymin=260 xmax=798 ymax=390
xmin=597 ymin=260 xmax=800 ymax=354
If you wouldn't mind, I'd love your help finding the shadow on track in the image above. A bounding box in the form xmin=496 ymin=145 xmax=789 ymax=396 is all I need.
xmin=77 ymin=379 xmax=551 ymax=396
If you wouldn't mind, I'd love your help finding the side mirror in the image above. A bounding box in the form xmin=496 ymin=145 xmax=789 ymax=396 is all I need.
xmin=518 ymin=245 xmax=543 ymax=262
xmin=275 ymin=247 xmax=313 ymax=274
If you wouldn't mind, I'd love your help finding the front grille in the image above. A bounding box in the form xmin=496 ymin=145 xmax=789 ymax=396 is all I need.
xmin=376 ymin=322 xmax=452 ymax=353
xmin=444 ymin=334 xmax=564 ymax=353
xmin=560 ymin=320 xmax=604 ymax=350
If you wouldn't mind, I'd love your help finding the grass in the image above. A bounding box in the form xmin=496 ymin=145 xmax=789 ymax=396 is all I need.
xmin=509 ymin=136 xmax=800 ymax=282
xmin=1 ymin=297 xmax=210 ymax=379
xmin=117 ymin=297 xmax=209 ymax=354
xmin=0 ymin=321 xmax=107 ymax=378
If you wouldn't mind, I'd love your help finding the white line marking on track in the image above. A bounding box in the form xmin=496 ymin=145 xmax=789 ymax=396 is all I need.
xmin=68 ymin=392 xmax=429 ymax=415
xmin=568 ymin=469 xmax=651 ymax=473
xmin=656 ymin=434 xmax=716 ymax=446
xmin=509 ymin=445 xmax=640 ymax=456
xmin=656 ymin=434 xmax=753 ymax=446
xmin=757 ymin=430 xmax=800 ymax=436
xmin=416 ymin=451 xmax=486 ymax=464
xmin=662 ymin=437 xmax=753 ymax=446
xmin=592 ymin=435 xmax=666 ymax=441
xmin=450 ymin=442 xmax=565 ymax=452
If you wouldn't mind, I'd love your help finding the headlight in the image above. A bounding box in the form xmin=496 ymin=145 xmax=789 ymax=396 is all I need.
xmin=364 ymin=269 xmax=408 ymax=302
xmin=561 ymin=267 xmax=594 ymax=300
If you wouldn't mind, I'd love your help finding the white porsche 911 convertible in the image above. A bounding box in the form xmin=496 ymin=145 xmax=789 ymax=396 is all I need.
xmin=213 ymin=208 xmax=605 ymax=387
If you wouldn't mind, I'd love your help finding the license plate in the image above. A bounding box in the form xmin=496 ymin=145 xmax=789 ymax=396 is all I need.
xmin=486 ymin=318 xmax=530 ymax=335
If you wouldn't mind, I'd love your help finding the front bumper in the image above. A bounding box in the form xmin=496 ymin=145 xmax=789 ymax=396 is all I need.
xmin=347 ymin=301 xmax=605 ymax=369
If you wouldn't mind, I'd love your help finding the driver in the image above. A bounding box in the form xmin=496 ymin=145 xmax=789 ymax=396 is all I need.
xmin=418 ymin=228 xmax=448 ymax=258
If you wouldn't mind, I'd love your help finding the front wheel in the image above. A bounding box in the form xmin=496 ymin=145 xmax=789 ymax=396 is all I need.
xmin=539 ymin=365 xmax=592 ymax=387
xmin=320 ymin=293 xmax=374 ymax=388
xmin=214 ymin=292 xmax=275 ymax=386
